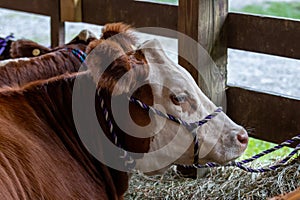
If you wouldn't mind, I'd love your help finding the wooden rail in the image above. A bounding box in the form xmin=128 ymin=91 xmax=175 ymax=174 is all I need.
xmin=82 ymin=0 xmax=178 ymax=37
xmin=227 ymin=13 xmax=300 ymax=60
xmin=225 ymin=13 xmax=300 ymax=144
xmin=1 ymin=0 xmax=300 ymax=145
xmin=226 ymin=86 xmax=300 ymax=145
xmin=0 ymin=0 xmax=64 ymax=47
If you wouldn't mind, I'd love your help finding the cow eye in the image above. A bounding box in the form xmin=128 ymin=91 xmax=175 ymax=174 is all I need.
xmin=171 ymin=94 xmax=187 ymax=105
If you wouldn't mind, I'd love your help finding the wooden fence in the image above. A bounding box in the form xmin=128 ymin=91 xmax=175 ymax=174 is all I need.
xmin=0 ymin=0 xmax=299 ymax=146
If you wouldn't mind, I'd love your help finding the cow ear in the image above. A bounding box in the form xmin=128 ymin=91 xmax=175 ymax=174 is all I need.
xmin=87 ymin=40 xmax=145 ymax=96
xmin=67 ymin=29 xmax=97 ymax=45
xmin=100 ymin=22 xmax=137 ymax=52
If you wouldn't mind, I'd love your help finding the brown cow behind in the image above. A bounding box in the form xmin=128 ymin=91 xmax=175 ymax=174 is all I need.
xmin=0 ymin=30 xmax=97 ymax=88
xmin=9 ymin=39 xmax=51 ymax=58
xmin=0 ymin=49 xmax=83 ymax=88
xmin=0 ymin=29 xmax=97 ymax=60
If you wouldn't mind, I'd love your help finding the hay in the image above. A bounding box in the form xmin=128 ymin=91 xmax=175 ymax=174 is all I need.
xmin=125 ymin=156 xmax=299 ymax=199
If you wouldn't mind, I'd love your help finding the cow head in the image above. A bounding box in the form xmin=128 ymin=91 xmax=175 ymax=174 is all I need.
xmin=86 ymin=23 xmax=248 ymax=174
xmin=9 ymin=29 xmax=97 ymax=59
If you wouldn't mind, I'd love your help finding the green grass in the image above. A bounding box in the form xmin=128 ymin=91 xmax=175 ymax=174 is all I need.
xmin=238 ymin=137 xmax=295 ymax=164
xmin=237 ymin=2 xmax=300 ymax=19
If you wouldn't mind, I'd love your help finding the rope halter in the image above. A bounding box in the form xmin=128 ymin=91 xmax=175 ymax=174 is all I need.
xmin=99 ymin=92 xmax=222 ymax=170
xmin=128 ymin=97 xmax=222 ymax=164
xmin=101 ymin=95 xmax=300 ymax=173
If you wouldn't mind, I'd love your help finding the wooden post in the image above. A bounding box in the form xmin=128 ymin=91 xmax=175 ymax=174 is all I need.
xmin=177 ymin=0 xmax=228 ymax=178
xmin=51 ymin=20 xmax=65 ymax=47
xmin=178 ymin=0 xmax=228 ymax=97
xmin=51 ymin=0 xmax=65 ymax=47
xmin=60 ymin=0 xmax=82 ymax=22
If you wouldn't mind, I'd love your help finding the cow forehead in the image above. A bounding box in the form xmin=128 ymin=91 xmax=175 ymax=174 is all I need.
xmin=139 ymin=39 xmax=199 ymax=93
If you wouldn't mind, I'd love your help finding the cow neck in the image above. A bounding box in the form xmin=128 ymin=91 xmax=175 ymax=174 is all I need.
xmin=21 ymin=74 xmax=120 ymax=200
xmin=96 ymin=88 xmax=157 ymax=197
xmin=0 ymin=49 xmax=82 ymax=88
xmin=95 ymin=90 xmax=134 ymax=196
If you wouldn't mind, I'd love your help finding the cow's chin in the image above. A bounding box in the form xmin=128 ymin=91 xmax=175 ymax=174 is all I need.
xmin=198 ymin=146 xmax=244 ymax=165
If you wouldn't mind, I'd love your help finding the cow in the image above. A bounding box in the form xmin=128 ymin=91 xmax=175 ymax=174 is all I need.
xmin=0 ymin=23 xmax=248 ymax=199
xmin=10 ymin=29 xmax=97 ymax=59
xmin=0 ymin=29 xmax=97 ymax=60
xmin=0 ymin=30 xmax=97 ymax=88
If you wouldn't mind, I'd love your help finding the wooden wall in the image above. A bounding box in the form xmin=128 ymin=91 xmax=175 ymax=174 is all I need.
xmin=1 ymin=0 xmax=299 ymax=146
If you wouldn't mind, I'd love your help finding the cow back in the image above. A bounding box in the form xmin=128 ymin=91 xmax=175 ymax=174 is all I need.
xmin=0 ymin=49 xmax=83 ymax=88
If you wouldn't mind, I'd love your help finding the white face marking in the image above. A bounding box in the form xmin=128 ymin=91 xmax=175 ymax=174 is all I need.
xmin=133 ymin=40 xmax=248 ymax=173
xmin=0 ymin=57 xmax=30 ymax=67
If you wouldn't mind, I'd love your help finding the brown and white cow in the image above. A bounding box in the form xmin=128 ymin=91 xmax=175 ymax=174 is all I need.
xmin=0 ymin=23 xmax=248 ymax=199
xmin=0 ymin=30 xmax=97 ymax=88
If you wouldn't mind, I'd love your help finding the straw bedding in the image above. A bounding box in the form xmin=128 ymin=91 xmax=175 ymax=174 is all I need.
xmin=125 ymin=157 xmax=299 ymax=199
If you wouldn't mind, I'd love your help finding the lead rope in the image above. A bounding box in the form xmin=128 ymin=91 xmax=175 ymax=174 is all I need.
xmin=182 ymin=135 xmax=300 ymax=173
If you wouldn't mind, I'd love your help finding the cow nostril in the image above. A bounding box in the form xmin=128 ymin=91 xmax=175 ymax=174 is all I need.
xmin=237 ymin=132 xmax=249 ymax=145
